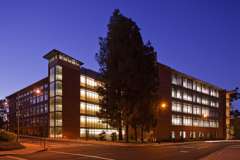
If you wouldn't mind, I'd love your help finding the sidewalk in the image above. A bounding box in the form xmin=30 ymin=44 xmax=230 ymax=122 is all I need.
xmin=200 ymin=144 xmax=240 ymax=160
xmin=0 ymin=143 xmax=44 ymax=156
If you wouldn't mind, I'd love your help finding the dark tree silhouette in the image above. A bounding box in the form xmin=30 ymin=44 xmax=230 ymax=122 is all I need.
xmin=96 ymin=9 xmax=160 ymax=142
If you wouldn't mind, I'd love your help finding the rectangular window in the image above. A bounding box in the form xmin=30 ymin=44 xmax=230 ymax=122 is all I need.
xmin=183 ymin=78 xmax=188 ymax=88
xmin=183 ymin=103 xmax=192 ymax=114
xmin=50 ymin=83 xmax=55 ymax=97
xmin=172 ymin=74 xmax=182 ymax=85
xmin=202 ymin=85 xmax=209 ymax=95
xmin=197 ymin=83 xmax=201 ymax=92
xmin=172 ymin=101 xmax=182 ymax=112
xmin=183 ymin=116 xmax=192 ymax=126
xmin=202 ymin=107 xmax=209 ymax=117
xmin=193 ymin=105 xmax=201 ymax=115
xmin=50 ymin=98 xmax=54 ymax=112
xmin=50 ymin=67 xmax=55 ymax=82
xmin=56 ymin=65 xmax=62 ymax=80
xmin=55 ymin=96 xmax=62 ymax=111
xmin=56 ymin=81 xmax=62 ymax=96
xmin=172 ymin=115 xmax=182 ymax=125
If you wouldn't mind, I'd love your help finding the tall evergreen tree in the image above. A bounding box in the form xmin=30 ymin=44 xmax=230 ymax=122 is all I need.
xmin=96 ymin=9 xmax=159 ymax=142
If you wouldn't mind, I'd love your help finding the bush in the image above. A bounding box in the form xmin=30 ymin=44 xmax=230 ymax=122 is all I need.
xmin=111 ymin=132 xmax=117 ymax=141
xmin=98 ymin=131 xmax=106 ymax=141
xmin=0 ymin=130 xmax=17 ymax=142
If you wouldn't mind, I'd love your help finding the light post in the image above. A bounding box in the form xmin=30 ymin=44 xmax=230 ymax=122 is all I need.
xmin=16 ymin=109 xmax=20 ymax=142
xmin=157 ymin=101 xmax=168 ymax=142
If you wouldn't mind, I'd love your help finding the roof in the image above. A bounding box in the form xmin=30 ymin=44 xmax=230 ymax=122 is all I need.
xmin=6 ymin=77 xmax=48 ymax=99
xmin=43 ymin=49 xmax=84 ymax=65
xmin=80 ymin=67 xmax=101 ymax=80
xmin=158 ymin=63 xmax=224 ymax=91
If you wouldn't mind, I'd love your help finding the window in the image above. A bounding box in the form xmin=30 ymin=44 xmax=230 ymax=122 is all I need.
xmin=183 ymin=92 xmax=188 ymax=101
xmin=50 ymin=67 xmax=55 ymax=82
xmin=183 ymin=78 xmax=188 ymax=88
xmin=183 ymin=116 xmax=192 ymax=126
xmin=80 ymin=89 xmax=99 ymax=102
xmin=55 ymin=97 xmax=62 ymax=111
xmin=172 ymin=101 xmax=182 ymax=112
xmin=202 ymin=98 xmax=209 ymax=105
xmin=80 ymin=116 xmax=107 ymax=128
xmin=183 ymin=103 xmax=192 ymax=114
xmin=50 ymin=98 xmax=54 ymax=112
xmin=56 ymin=65 xmax=62 ymax=80
xmin=202 ymin=107 xmax=209 ymax=117
xmin=187 ymin=80 xmax=192 ymax=89
xmin=171 ymin=131 xmax=175 ymax=139
xmin=197 ymin=83 xmax=201 ymax=92
xmin=56 ymin=81 xmax=62 ymax=96
xmin=197 ymin=96 xmax=201 ymax=104
xmin=202 ymin=85 xmax=209 ymax=95
xmin=50 ymin=83 xmax=55 ymax=97
xmin=80 ymin=102 xmax=100 ymax=115
xmin=193 ymin=105 xmax=201 ymax=115
xmin=203 ymin=120 xmax=209 ymax=127
xmin=193 ymin=82 xmax=197 ymax=90
xmin=172 ymin=74 xmax=182 ymax=85
xmin=172 ymin=115 xmax=182 ymax=125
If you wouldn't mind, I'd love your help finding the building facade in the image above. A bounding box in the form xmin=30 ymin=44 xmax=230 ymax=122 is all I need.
xmin=6 ymin=49 xmax=227 ymax=141
xmin=7 ymin=49 xmax=117 ymax=139
xmin=155 ymin=64 xmax=226 ymax=141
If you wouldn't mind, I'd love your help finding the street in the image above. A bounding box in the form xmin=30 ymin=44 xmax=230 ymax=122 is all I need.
xmin=1 ymin=141 xmax=240 ymax=160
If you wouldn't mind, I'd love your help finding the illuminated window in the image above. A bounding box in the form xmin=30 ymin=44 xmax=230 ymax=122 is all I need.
xmin=172 ymin=74 xmax=182 ymax=85
xmin=183 ymin=78 xmax=188 ymax=88
xmin=55 ymin=97 xmax=62 ymax=111
xmin=56 ymin=65 xmax=62 ymax=80
xmin=80 ymin=102 xmax=100 ymax=115
xmin=172 ymin=115 xmax=182 ymax=125
xmin=50 ymin=67 xmax=55 ymax=82
xmin=50 ymin=83 xmax=55 ymax=97
xmin=202 ymin=98 xmax=209 ymax=105
xmin=197 ymin=83 xmax=201 ymax=92
xmin=202 ymin=86 xmax=209 ymax=95
xmin=183 ymin=103 xmax=192 ymax=114
xmin=172 ymin=101 xmax=182 ymax=112
xmin=193 ymin=105 xmax=201 ymax=115
xmin=183 ymin=116 xmax=192 ymax=126
xmin=56 ymin=81 xmax=62 ymax=96
xmin=202 ymin=107 xmax=209 ymax=117
xmin=80 ymin=89 xmax=99 ymax=102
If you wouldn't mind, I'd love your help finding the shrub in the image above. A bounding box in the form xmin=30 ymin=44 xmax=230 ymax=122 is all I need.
xmin=0 ymin=130 xmax=17 ymax=142
xmin=98 ymin=131 xmax=106 ymax=141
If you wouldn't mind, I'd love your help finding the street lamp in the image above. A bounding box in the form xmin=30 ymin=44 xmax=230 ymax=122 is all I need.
xmin=203 ymin=113 xmax=208 ymax=119
xmin=34 ymin=88 xmax=42 ymax=96
xmin=160 ymin=102 xmax=167 ymax=109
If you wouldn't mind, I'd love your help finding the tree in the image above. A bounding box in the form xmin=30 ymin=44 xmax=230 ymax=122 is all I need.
xmin=96 ymin=9 xmax=160 ymax=142
xmin=0 ymin=116 xmax=4 ymax=129
xmin=232 ymin=110 xmax=240 ymax=139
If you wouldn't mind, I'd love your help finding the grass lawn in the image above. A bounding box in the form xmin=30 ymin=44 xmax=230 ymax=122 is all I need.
xmin=0 ymin=141 xmax=25 ymax=151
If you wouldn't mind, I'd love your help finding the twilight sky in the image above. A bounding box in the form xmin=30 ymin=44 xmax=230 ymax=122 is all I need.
xmin=0 ymin=0 xmax=239 ymax=108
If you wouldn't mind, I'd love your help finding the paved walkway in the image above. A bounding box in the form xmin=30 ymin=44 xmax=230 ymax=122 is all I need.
xmin=200 ymin=144 xmax=240 ymax=160
xmin=0 ymin=143 xmax=43 ymax=156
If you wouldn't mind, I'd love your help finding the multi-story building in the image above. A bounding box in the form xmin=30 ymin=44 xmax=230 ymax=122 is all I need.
xmin=7 ymin=49 xmax=117 ymax=139
xmin=0 ymin=99 xmax=9 ymax=129
xmin=155 ymin=64 xmax=226 ymax=141
xmin=5 ymin=49 xmax=227 ymax=141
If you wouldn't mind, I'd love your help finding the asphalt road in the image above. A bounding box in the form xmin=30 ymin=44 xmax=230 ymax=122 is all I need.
xmin=3 ymin=141 xmax=240 ymax=160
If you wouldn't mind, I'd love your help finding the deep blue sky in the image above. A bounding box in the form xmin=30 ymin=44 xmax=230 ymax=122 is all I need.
xmin=0 ymin=0 xmax=239 ymax=108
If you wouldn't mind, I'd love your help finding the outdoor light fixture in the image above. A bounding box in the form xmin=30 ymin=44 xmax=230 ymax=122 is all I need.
xmin=203 ymin=114 xmax=208 ymax=118
xmin=160 ymin=102 xmax=167 ymax=109
xmin=34 ymin=88 xmax=42 ymax=95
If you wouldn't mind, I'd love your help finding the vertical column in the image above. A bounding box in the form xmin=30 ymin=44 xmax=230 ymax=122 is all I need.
xmin=49 ymin=65 xmax=63 ymax=138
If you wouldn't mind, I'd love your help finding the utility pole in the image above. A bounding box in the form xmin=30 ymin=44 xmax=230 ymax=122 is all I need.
xmin=16 ymin=110 xmax=20 ymax=142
